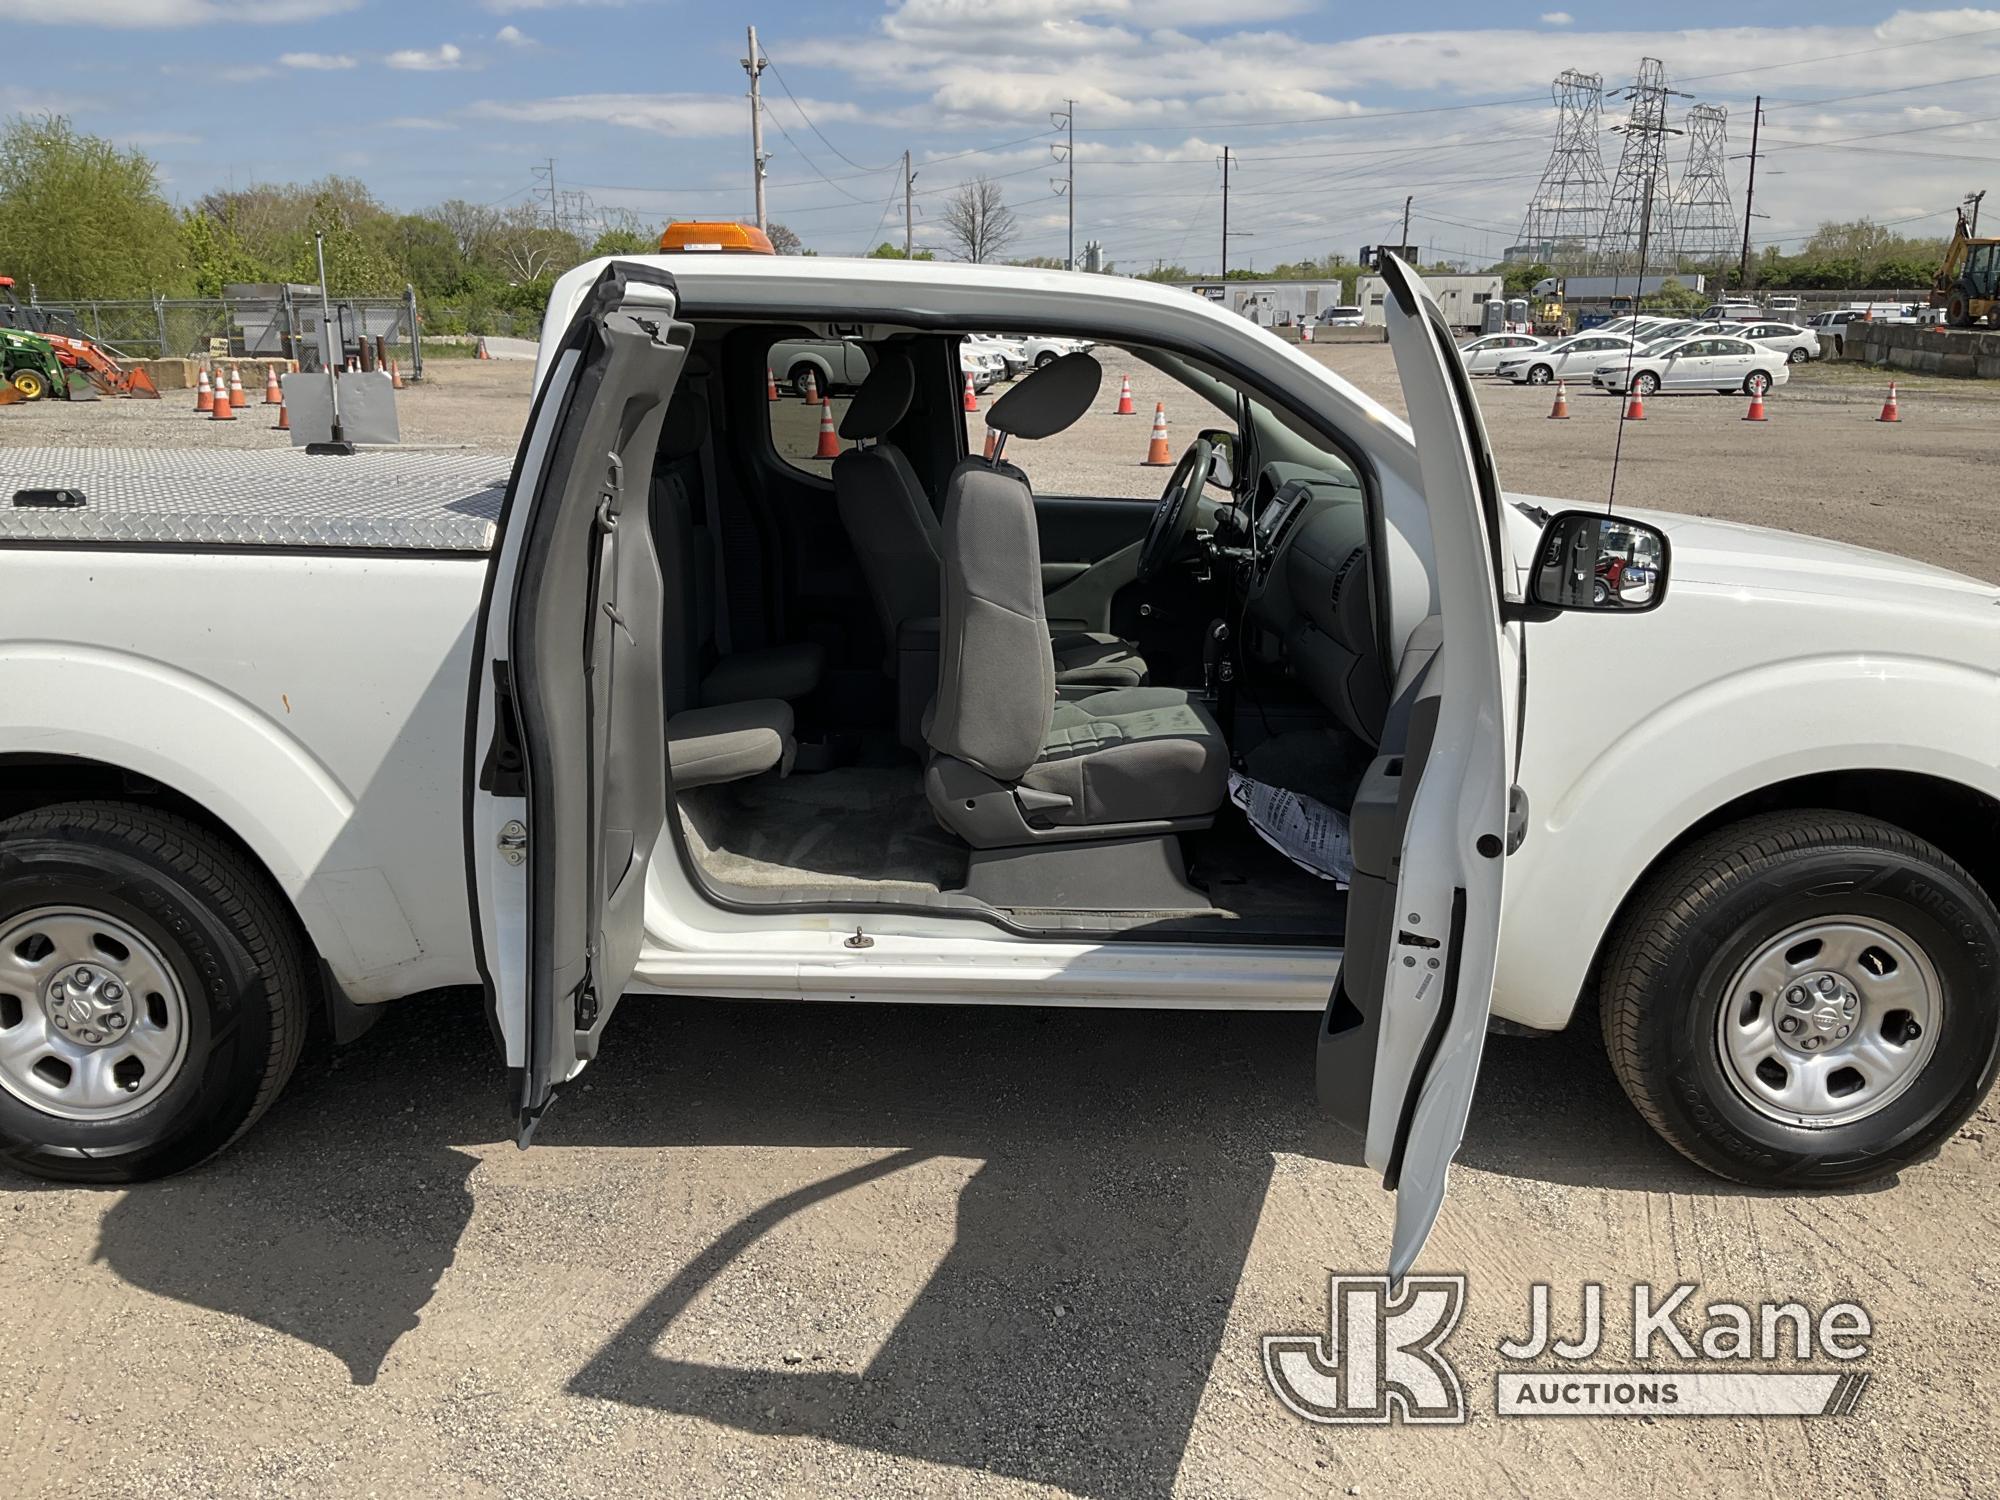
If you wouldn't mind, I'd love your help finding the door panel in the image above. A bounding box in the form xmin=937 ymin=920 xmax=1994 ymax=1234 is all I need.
xmin=1032 ymin=495 xmax=1153 ymax=633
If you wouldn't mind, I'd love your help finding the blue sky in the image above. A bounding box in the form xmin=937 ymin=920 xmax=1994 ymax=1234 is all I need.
xmin=15 ymin=2 xmax=1999 ymax=270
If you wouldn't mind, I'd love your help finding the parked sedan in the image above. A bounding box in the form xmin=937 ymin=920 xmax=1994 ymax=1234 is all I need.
xmin=1494 ymin=331 xmax=1642 ymax=384
xmin=1734 ymin=320 xmax=1823 ymax=364
xmin=1456 ymin=332 xmax=1546 ymax=374
xmin=1589 ymin=335 xmax=1792 ymax=396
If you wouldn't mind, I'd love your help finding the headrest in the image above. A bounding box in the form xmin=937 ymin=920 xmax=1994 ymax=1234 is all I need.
xmin=657 ymin=386 xmax=710 ymax=462
xmin=985 ymin=351 xmax=1101 ymax=440
xmin=839 ymin=350 xmax=914 ymax=440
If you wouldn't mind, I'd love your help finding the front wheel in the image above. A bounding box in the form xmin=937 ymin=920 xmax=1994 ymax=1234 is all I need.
xmin=0 ymin=802 xmax=309 ymax=1183
xmin=1033 ymin=350 xmax=1058 ymax=370
xmin=11 ymin=369 xmax=48 ymax=401
xmin=1525 ymin=364 xmax=1554 ymax=385
xmin=1632 ymin=371 xmax=1659 ymax=396
xmin=1600 ymin=811 xmax=2000 ymax=1187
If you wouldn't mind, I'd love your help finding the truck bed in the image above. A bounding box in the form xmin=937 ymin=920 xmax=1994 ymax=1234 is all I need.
xmin=0 ymin=447 xmax=509 ymax=552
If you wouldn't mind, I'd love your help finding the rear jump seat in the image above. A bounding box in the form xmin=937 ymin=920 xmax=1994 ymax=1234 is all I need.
xmin=667 ymin=698 xmax=796 ymax=788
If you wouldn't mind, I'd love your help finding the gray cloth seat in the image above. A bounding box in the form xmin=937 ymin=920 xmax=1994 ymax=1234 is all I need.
xmin=925 ymin=354 xmax=1227 ymax=852
xmin=655 ymin=386 xmax=824 ymax=712
xmin=668 ymin=698 xmax=795 ymax=788
xmin=832 ymin=349 xmax=1148 ymax=690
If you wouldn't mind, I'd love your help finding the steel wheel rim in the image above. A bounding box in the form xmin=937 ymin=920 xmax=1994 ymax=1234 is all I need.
xmin=0 ymin=905 xmax=192 ymax=1122
xmin=1715 ymin=915 xmax=1943 ymax=1128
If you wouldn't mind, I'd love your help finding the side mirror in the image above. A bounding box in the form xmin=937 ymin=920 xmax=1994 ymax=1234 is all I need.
xmin=1196 ymin=428 xmax=1236 ymax=491
xmin=1527 ymin=510 xmax=1670 ymax=613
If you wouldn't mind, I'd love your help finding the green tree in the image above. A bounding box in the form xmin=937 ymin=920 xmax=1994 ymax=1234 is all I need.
xmin=867 ymin=242 xmax=934 ymax=259
xmin=1639 ymin=277 xmax=1706 ymax=314
xmin=0 ymin=114 xmax=185 ymax=297
xmin=178 ymin=209 xmax=268 ymax=297
xmin=589 ymin=227 xmax=652 ymax=257
xmin=286 ymin=187 xmax=400 ymax=293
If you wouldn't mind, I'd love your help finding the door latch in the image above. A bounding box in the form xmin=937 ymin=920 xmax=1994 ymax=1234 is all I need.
xmin=498 ymin=820 xmax=528 ymax=865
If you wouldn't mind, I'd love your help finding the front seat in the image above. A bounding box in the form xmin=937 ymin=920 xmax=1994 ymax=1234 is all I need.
xmin=923 ymin=353 xmax=1228 ymax=910
xmin=832 ymin=349 xmax=1148 ymax=690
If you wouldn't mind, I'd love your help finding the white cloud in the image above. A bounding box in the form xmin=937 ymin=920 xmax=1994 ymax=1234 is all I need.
xmin=496 ymin=24 xmax=536 ymax=47
xmin=471 ymin=90 xmax=860 ymax=137
xmin=386 ymin=42 xmax=466 ymax=71
xmin=1541 ymin=11 xmax=1573 ymax=24
xmin=480 ymin=0 xmax=629 ymax=10
xmin=280 ymin=51 xmax=357 ymax=69
xmin=21 ymin=0 xmax=358 ymax=25
xmin=386 ymin=116 xmax=461 ymax=131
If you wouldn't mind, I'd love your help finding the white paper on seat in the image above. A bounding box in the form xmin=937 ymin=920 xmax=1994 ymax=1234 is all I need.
xmin=1227 ymin=771 xmax=1354 ymax=887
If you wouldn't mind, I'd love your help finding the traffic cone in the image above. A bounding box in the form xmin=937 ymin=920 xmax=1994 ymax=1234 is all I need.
xmin=210 ymin=381 xmax=235 ymax=420
xmin=1623 ymin=389 xmax=1646 ymax=421
xmin=1300 ymin=320 xmax=1313 ymax=344
xmin=1115 ymin=374 xmax=1135 ymax=415
xmin=982 ymin=427 xmax=998 ymax=460
xmin=1143 ymin=401 xmax=1172 ymax=465
xmin=813 ymin=403 xmax=840 ymax=459
xmin=263 ymin=365 xmax=283 ymax=404
xmin=390 ymin=359 xmax=405 ymax=390
xmin=229 ymin=366 xmax=247 ymax=412
xmin=195 ymin=367 xmax=213 ymax=414
xmin=1877 ymin=381 xmax=1901 ymax=422
xmin=274 ymin=394 xmax=289 ymax=431
xmin=1548 ymin=380 xmax=1570 ymax=419
xmin=475 ymin=337 xmax=491 ymax=360
xmin=802 ymin=368 xmax=822 ymax=407
xmin=766 ymin=368 xmax=780 ymax=402
xmin=962 ymin=372 xmax=979 ymax=413
xmin=1743 ymin=386 xmax=1768 ymax=422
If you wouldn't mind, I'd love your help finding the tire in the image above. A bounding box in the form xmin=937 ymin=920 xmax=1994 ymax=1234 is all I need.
xmin=1947 ymin=292 xmax=1971 ymax=328
xmin=1526 ymin=364 xmax=1554 ymax=385
xmin=1600 ymin=811 xmax=2000 ymax=1188
xmin=11 ymin=369 xmax=47 ymax=401
xmin=0 ymin=802 xmax=309 ymax=1183
xmin=1034 ymin=351 xmax=1057 ymax=369
xmin=787 ymin=363 xmax=822 ymax=399
xmin=1633 ymin=371 xmax=1659 ymax=396
xmin=1744 ymin=370 xmax=1772 ymax=396
xmin=1786 ymin=347 xmax=1808 ymax=364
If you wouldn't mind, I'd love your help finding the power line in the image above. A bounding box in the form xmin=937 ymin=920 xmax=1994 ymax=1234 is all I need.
xmin=761 ymin=55 xmax=902 ymax=175
xmin=1678 ymin=21 xmax=2000 ymax=84
xmin=1071 ymin=92 xmax=1546 ymax=133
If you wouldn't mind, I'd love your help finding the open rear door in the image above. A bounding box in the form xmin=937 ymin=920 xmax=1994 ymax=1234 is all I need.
xmin=468 ymin=263 xmax=691 ymax=1141
xmin=1317 ymin=257 xmax=1517 ymax=1280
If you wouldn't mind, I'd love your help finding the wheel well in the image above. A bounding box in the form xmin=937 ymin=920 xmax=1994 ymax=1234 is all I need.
xmin=1586 ymin=770 xmax=2000 ymax=1014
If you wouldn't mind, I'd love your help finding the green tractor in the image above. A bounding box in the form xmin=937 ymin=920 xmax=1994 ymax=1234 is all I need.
xmin=0 ymin=326 xmax=75 ymax=403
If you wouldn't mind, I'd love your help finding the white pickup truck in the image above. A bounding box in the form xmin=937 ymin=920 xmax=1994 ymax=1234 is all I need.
xmin=2 ymin=256 xmax=1995 ymax=1275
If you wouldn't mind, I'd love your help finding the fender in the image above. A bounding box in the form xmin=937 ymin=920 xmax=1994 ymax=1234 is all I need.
xmin=1496 ymin=648 xmax=2000 ymax=1030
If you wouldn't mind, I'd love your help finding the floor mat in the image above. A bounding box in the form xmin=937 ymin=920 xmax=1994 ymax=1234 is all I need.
xmin=679 ymin=767 xmax=966 ymax=894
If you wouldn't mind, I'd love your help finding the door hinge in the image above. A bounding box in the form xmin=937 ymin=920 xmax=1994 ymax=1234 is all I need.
xmin=1506 ymin=785 xmax=1530 ymax=855
xmin=480 ymin=659 xmax=527 ymax=796
xmin=575 ymin=975 xmax=600 ymax=1030
xmin=498 ymin=820 xmax=528 ymax=865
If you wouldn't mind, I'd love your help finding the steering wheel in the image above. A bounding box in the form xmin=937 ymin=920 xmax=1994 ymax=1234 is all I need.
xmin=1136 ymin=438 xmax=1213 ymax=582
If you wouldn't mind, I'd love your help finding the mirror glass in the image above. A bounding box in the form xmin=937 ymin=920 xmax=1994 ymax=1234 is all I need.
xmin=1529 ymin=512 xmax=1668 ymax=611
xmin=1197 ymin=429 xmax=1236 ymax=491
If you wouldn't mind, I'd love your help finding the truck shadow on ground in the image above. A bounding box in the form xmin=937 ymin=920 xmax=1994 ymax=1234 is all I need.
xmin=81 ymin=992 xmax=1869 ymax=1493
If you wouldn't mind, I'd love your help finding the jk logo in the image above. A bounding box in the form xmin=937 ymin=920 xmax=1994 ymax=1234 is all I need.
xmin=1262 ymin=1274 xmax=1468 ymax=1424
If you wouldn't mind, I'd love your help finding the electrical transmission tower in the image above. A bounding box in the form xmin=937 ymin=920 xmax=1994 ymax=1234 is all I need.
xmin=1598 ymin=57 xmax=1685 ymax=275
xmin=1517 ymin=69 xmax=1609 ymax=270
xmin=1671 ymin=103 xmax=1737 ymax=264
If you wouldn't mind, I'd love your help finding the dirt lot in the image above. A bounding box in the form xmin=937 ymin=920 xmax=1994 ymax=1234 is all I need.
xmin=3 ymin=343 xmax=1998 ymax=1499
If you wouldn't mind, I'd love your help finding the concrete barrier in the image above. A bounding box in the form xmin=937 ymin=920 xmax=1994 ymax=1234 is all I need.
xmin=1278 ymin=326 xmax=1388 ymax=346
xmin=1844 ymin=322 xmax=2000 ymax=379
xmin=125 ymin=358 xmax=294 ymax=392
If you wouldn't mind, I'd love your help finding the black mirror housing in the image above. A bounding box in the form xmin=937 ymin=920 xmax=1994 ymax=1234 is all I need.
xmin=1527 ymin=510 xmax=1671 ymax=613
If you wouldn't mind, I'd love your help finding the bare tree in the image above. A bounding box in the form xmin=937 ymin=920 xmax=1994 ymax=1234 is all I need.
xmin=765 ymin=221 xmax=804 ymax=255
xmin=938 ymin=176 xmax=1018 ymax=263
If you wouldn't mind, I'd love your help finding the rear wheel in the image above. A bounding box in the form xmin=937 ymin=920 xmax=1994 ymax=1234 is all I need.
xmin=1786 ymin=347 xmax=1808 ymax=364
xmin=787 ymin=363 xmax=821 ymax=398
xmin=1744 ymin=370 xmax=1773 ymax=396
xmin=1600 ymin=811 xmax=2000 ymax=1187
xmin=1947 ymin=291 xmax=1972 ymax=327
xmin=0 ymin=802 xmax=309 ymax=1183
xmin=11 ymin=368 xmax=48 ymax=401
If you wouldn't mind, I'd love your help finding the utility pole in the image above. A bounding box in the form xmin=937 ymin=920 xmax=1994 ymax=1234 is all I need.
xmin=1966 ymin=189 xmax=1987 ymax=237
xmin=743 ymin=25 xmax=769 ymax=234
xmin=1400 ymin=194 xmax=1413 ymax=256
xmin=903 ymin=150 xmax=916 ymax=258
xmin=1737 ymin=95 xmax=1763 ymax=287
xmin=1050 ymin=100 xmax=1075 ymax=269
xmin=1220 ymin=146 xmax=1232 ymax=276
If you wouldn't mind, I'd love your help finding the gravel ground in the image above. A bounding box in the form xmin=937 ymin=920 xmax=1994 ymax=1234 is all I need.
xmin=3 ymin=339 xmax=1998 ymax=1498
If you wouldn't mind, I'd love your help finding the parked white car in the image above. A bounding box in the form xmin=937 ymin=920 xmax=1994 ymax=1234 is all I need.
xmin=1494 ymin=331 xmax=1642 ymax=384
xmin=1456 ymin=333 xmax=1547 ymax=375
xmin=1317 ymin=305 xmax=1367 ymax=328
xmin=2 ymin=256 xmax=1994 ymax=1280
xmin=1590 ymin=333 xmax=1792 ymax=396
xmin=967 ymin=333 xmax=1030 ymax=378
xmin=961 ymin=343 xmax=1006 ymax=391
xmin=1734 ymin=320 xmax=1824 ymax=364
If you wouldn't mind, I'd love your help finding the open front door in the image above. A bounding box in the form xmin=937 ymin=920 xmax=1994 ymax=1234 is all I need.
xmin=1317 ymin=257 xmax=1517 ymax=1279
xmin=469 ymin=263 xmax=692 ymax=1141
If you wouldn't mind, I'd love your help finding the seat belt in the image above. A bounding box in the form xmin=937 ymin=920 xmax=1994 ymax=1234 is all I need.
xmin=694 ymin=433 xmax=734 ymax=655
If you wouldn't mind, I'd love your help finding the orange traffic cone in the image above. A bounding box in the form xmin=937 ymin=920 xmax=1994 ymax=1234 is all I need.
xmin=274 ymin=393 xmax=289 ymax=431
xmin=982 ymin=427 xmax=999 ymax=460
xmin=390 ymin=359 xmax=405 ymax=390
xmin=1743 ymin=386 xmax=1768 ymax=422
xmin=813 ymin=404 xmax=841 ymax=459
xmin=1143 ymin=401 xmax=1172 ymax=465
xmin=1300 ymin=320 xmax=1313 ymax=344
xmin=1548 ymin=380 xmax=1570 ymax=419
xmin=195 ymin=367 xmax=213 ymax=413
xmin=766 ymin=368 xmax=780 ymax=402
xmin=475 ymin=338 xmax=490 ymax=360
xmin=962 ymin=373 xmax=979 ymax=413
xmin=210 ymin=381 xmax=235 ymax=421
xmin=1115 ymin=374 xmax=1135 ymax=415
xmin=802 ymin=368 xmax=822 ymax=407
xmin=1877 ymin=381 xmax=1901 ymax=422
xmin=228 ymin=366 xmax=246 ymax=411
xmin=263 ymin=365 xmax=283 ymax=404
xmin=1623 ymin=389 xmax=1646 ymax=421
